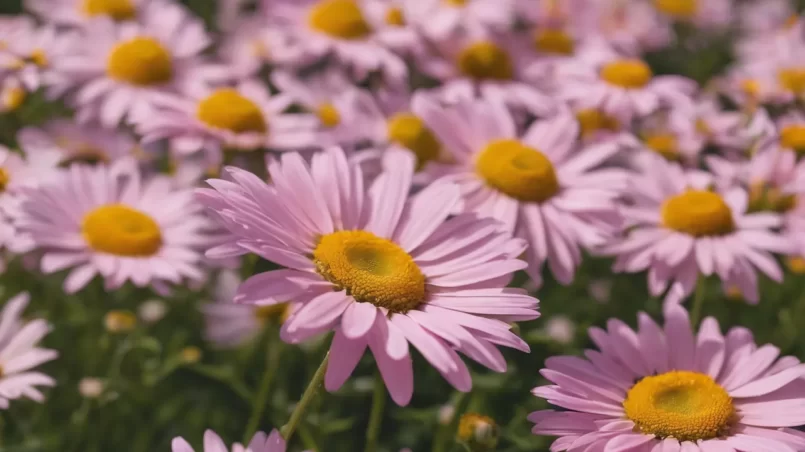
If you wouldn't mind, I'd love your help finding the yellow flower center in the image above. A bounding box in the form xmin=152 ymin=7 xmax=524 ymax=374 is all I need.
xmin=576 ymin=109 xmax=619 ymax=137
xmin=255 ymin=303 xmax=291 ymax=324
xmin=29 ymin=49 xmax=48 ymax=67
xmin=82 ymin=204 xmax=163 ymax=257
xmin=600 ymin=59 xmax=653 ymax=89
xmin=624 ymin=371 xmax=734 ymax=442
xmin=197 ymin=89 xmax=267 ymax=134
xmin=457 ymin=41 xmax=514 ymax=81
xmin=180 ymin=346 xmax=202 ymax=364
xmin=2 ymin=87 xmax=25 ymax=111
xmin=444 ymin=0 xmax=467 ymax=6
xmin=106 ymin=37 xmax=173 ymax=86
xmin=308 ymin=0 xmax=372 ymax=40
xmin=748 ymin=181 xmax=797 ymax=213
xmin=313 ymin=230 xmax=426 ymax=313
xmin=316 ymin=103 xmax=342 ymax=128
xmin=386 ymin=113 xmax=442 ymax=169
xmin=644 ymin=133 xmax=680 ymax=161
xmin=786 ymin=256 xmax=805 ymax=274
xmin=384 ymin=7 xmax=406 ymax=26
xmin=653 ymin=0 xmax=697 ymax=19
xmin=81 ymin=0 xmax=136 ymax=20
xmin=0 ymin=168 xmax=9 ymax=192
xmin=778 ymin=68 xmax=805 ymax=94
xmin=59 ymin=146 xmax=110 ymax=167
xmin=533 ymin=29 xmax=574 ymax=55
xmin=661 ymin=190 xmax=734 ymax=237
xmin=475 ymin=139 xmax=559 ymax=203
xmin=740 ymin=79 xmax=761 ymax=98
xmin=780 ymin=125 xmax=805 ymax=156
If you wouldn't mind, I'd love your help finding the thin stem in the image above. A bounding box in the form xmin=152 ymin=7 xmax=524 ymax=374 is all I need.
xmin=243 ymin=337 xmax=282 ymax=443
xmin=690 ymin=277 xmax=707 ymax=327
xmin=364 ymin=371 xmax=386 ymax=452
xmin=280 ymin=352 xmax=330 ymax=443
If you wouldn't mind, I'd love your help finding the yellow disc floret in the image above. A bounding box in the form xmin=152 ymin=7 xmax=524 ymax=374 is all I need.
xmin=316 ymin=103 xmax=342 ymax=128
xmin=308 ymin=0 xmax=372 ymax=40
xmin=780 ymin=125 xmax=805 ymax=156
xmin=778 ymin=68 xmax=805 ymax=94
xmin=313 ymin=230 xmax=426 ymax=313
xmin=653 ymin=0 xmax=697 ymax=19
xmin=644 ymin=133 xmax=680 ymax=161
xmin=624 ymin=371 xmax=735 ymax=441
xmin=82 ymin=204 xmax=163 ymax=256
xmin=82 ymin=0 xmax=136 ymax=20
xmin=475 ymin=139 xmax=559 ymax=203
xmin=576 ymin=109 xmax=620 ymax=138
xmin=457 ymin=41 xmax=514 ymax=81
xmin=106 ymin=37 xmax=173 ymax=86
xmin=533 ymin=29 xmax=574 ymax=55
xmin=601 ymin=59 xmax=653 ymax=89
xmin=197 ymin=89 xmax=267 ymax=134
xmin=386 ymin=113 xmax=442 ymax=169
xmin=661 ymin=190 xmax=734 ymax=237
xmin=0 ymin=168 xmax=9 ymax=192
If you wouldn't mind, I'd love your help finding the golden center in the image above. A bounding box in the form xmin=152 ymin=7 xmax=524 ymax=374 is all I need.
xmin=644 ymin=133 xmax=680 ymax=161
xmin=601 ymin=59 xmax=653 ymax=89
xmin=82 ymin=0 xmax=136 ymax=20
xmin=661 ymin=190 xmax=734 ymax=237
xmin=653 ymin=0 xmax=697 ymax=19
xmin=457 ymin=41 xmax=514 ymax=81
xmin=308 ymin=0 xmax=372 ymax=40
xmin=313 ymin=230 xmax=426 ymax=313
xmin=475 ymin=139 xmax=559 ymax=203
xmin=197 ymin=89 xmax=267 ymax=134
xmin=780 ymin=125 xmax=805 ymax=156
xmin=316 ymin=103 xmax=342 ymax=128
xmin=576 ymin=109 xmax=619 ymax=138
xmin=106 ymin=37 xmax=173 ymax=86
xmin=778 ymin=68 xmax=805 ymax=94
xmin=82 ymin=204 xmax=162 ymax=257
xmin=533 ymin=29 xmax=574 ymax=55
xmin=386 ymin=113 xmax=442 ymax=169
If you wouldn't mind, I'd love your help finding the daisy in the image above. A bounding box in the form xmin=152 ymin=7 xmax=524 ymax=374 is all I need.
xmin=650 ymin=0 xmax=733 ymax=28
xmin=588 ymin=0 xmax=672 ymax=55
xmin=135 ymin=78 xmax=318 ymax=167
xmin=196 ymin=147 xmax=539 ymax=406
xmin=25 ymin=0 xmax=155 ymax=25
xmin=774 ymin=109 xmax=805 ymax=158
xmin=556 ymin=46 xmax=697 ymax=123
xmin=0 ymin=292 xmax=58 ymax=409
xmin=0 ymin=18 xmax=73 ymax=93
xmin=530 ymin=302 xmax=805 ymax=451
xmin=687 ymin=96 xmax=747 ymax=150
xmin=265 ymin=0 xmax=407 ymax=85
xmin=416 ymin=28 xmax=555 ymax=117
xmin=17 ymin=161 xmax=211 ymax=294
xmin=18 ymin=119 xmax=140 ymax=167
xmin=402 ymin=0 xmax=514 ymax=40
xmin=172 ymin=429 xmax=287 ymax=452
xmin=632 ymin=109 xmax=703 ymax=168
xmin=603 ymin=153 xmax=792 ymax=303
xmin=46 ymin=1 xmax=216 ymax=127
xmin=416 ymin=98 xmax=627 ymax=287
xmin=734 ymin=41 xmax=805 ymax=105
xmin=737 ymin=0 xmax=794 ymax=35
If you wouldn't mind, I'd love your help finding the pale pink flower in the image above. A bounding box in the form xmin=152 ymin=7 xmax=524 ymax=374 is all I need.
xmin=25 ymin=0 xmax=156 ymax=26
xmin=401 ymin=0 xmax=515 ymax=40
xmin=172 ymin=429 xmax=288 ymax=452
xmin=18 ymin=119 xmax=140 ymax=167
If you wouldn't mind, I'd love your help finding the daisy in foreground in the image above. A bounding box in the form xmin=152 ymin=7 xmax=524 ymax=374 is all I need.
xmin=172 ymin=429 xmax=286 ymax=452
xmin=603 ymin=153 xmax=791 ymax=303
xmin=17 ymin=162 xmax=211 ymax=294
xmin=197 ymin=147 xmax=539 ymax=405
xmin=530 ymin=303 xmax=805 ymax=451
xmin=416 ymin=98 xmax=627 ymax=286
xmin=0 ymin=292 xmax=58 ymax=409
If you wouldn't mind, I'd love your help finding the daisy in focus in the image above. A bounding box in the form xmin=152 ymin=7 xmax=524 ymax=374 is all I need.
xmin=172 ymin=429 xmax=287 ymax=452
xmin=531 ymin=303 xmax=805 ymax=451
xmin=265 ymin=0 xmax=408 ymax=84
xmin=197 ymin=147 xmax=538 ymax=406
xmin=0 ymin=292 xmax=58 ymax=409
xmin=136 ymin=79 xmax=318 ymax=167
xmin=25 ymin=0 xmax=153 ymax=25
xmin=46 ymin=1 xmax=216 ymax=127
xmin=603 ymin=153 xmax=791 ymax=303
xmin=417 ymin=98 xmax=627 ymax=287
xmin=17 ymin=162 xmax=211 ymax=294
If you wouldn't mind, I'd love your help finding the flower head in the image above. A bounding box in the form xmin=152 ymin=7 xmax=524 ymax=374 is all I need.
xmin=197 ymin=147 xmax=538 ymax=405
xmin=25 ymin=0 xmax=153 ymax=25
xmin=531 ymin=303 xmax=805 ymax=451
xmin=172 ymin=429 xmax=287 ymax=452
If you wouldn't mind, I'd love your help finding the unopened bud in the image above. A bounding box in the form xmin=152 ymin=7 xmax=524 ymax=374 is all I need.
xmin=786 ymin=256 xmax=805 ymax=274
xmin=180 ymin=346 xmax=202 ymax=364
xmin=544 ymin=316 xmax=575 ymax=344
xmin=79 ymin=377 xmax=104 ymax=398
xmin=104 ymin=310 xmax=137 ymax=333
xmin=438 ymin=404 xmax=455 ymax=425
xmin=456 ymin=413 xmax=498 ymax=452
xmin=138 ymin=299 xmax=167 ymax=324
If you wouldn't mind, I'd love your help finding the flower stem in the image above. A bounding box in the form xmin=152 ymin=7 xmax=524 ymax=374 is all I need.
xmin=281 ymin=352 xmax=330 ymax=443
xmin=243 ymin=337 xmax=282 ymax=443
xmin=690 ymin=277 xmax=707 ymax=327
xmin=364 ymin=371 xmax=386 ymax=452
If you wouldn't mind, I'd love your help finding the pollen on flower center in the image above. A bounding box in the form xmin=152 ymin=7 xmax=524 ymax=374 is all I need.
xmin=777 ymin=68 xmax=805 ymax=93
xmin=316 ymin=103 xmax=342 ymax=128
xmin=533 ymin=29 xmax=574 ymax=55
xmin=82 ymin=204 xmax=162 ymax=257
xmin=313 ymin=230 xmax=426 ymax=313
xmin=624 ymin=371 xmax=735 ymax=441
xmin=576 ymin=109 xmax=619 ymax=137
xmin=384 ymin=7 xmax=406 ymax=26
xmin=780 ymin=125 xmax=805 ymax=156
xmin=0 ymin=168 xmax=9 ymax=192
xmin=653 ymin=0 xmax=697 ymax=19
xmin=444 ymin=0 xmax=468 ymax=6
xmin=644 ymin=133 xmax=680 ymax=161
xmin=600 ymin=59 xmax=653 ymax=89
xmin=197 ymin=89 xmax=267 ymax=133
xmin=476 ymin=139 xmax=559 ymax=203
xmin=82 ymin=0 xmax=137 ymax=20
xmin=308 ymin=0 xmax=372 ymax=40
xmin=30 ymin=49 xmax=48 ymax=67
xmin=387 ymin=113 xmax=442 ymax=169
xmin=106 ymin=37 xmax=173 ymax=86
xmin=661 ymin=190 xmax=734 ymax=237
xmin=457 ymin=41 xmax=514 ymax=81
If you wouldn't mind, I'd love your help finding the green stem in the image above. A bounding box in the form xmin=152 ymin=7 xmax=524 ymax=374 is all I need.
xmin=364 ymin=371 xmax=386 ymax=452
xmin=690 ymin=277 xmax=707 ymax=327
xmin=280 ymin=352 xmax=330 ymax=443
xmin=243 ymin=338 xmax=282 ymax=443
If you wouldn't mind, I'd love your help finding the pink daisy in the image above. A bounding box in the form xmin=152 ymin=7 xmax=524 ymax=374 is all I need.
xmin=135 ymin=78 xmax=318 ymax=167
xmin=530 ymin=302 xmax=805 ymax=451
xmin=401 ymin=0 xmax=514 ymax=40
xmin=650 ymin=0 xmax=733 ymax=28
xmin=587 ymin=0 xmax=673 ymax=55
xmin=603 ymin=153 xmax=792 ymax=303
xmin=416 ymin=97 xmax=627 ymax=287
xmin=687 ymin=96 xmax=747 ymax=150
xmin=172 ymin=429 xmax=287 ymax=452
xmin=196 ymin=147 xmax=538 ymax=406
xmin=737 ymin=0 xmax=794 ymax=35
xmin=731 ymin=39 xmax=805 ymax=105
xmin=556 ymin=46 xmax=697 ymax=123
xmin=46 ymin=1 xmax=217 ymax=127
xmin=0 ymin=292 xmax=58 ymax=409
xmin=632 ymin=109 xmax=704 ymax=168
xmin=17 ymin=161 xmax=211 ymax=294
xmin=25 ymin=0 xmax=155 ymax=25
xmin=0 ymin=18 xmax=74 ymax=93
xmin=264 ymin=0 xmax=407 ymax=84
xmin=18 ymin=119 xmax=140 ymax=167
